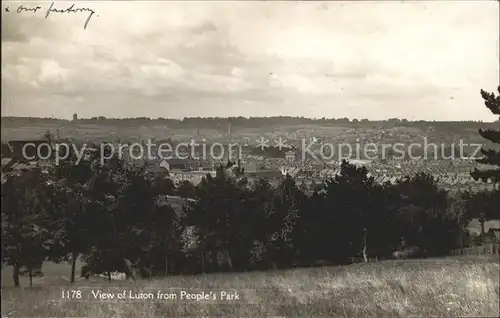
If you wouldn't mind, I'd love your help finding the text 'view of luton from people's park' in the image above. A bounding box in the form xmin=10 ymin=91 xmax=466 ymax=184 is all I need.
xmin=1 ymin=1 xmax=499 ymax=317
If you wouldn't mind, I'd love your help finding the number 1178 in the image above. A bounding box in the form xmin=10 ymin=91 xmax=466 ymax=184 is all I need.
xmin=61 ymin=290 xmax=82 ymax=299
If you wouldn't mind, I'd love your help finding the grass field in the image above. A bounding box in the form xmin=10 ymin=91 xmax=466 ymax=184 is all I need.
xmin=2 ymin=256 xmax=499 ymax=317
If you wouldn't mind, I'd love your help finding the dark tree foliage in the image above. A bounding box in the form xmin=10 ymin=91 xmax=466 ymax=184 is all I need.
xmin=2 ymin=139 xmax=497 ymax=286
xmin=1 ymin=169 xmax=53 ymax=287
xmin=472 ymin=86 xmax=500 ymax=184
xmin=44 ymin=146 xmax=95 ymax=283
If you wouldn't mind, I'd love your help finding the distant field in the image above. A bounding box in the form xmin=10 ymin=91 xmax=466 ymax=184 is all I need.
xmin=0 ymin=122 xmax=355 ymax=143
xmin=1 ymin=122 xmax=187 ymax=142
xmin=2 ymin=257 xmax=499 ymax=317
xmin=6 ymin=119 xmax=488 ymax=146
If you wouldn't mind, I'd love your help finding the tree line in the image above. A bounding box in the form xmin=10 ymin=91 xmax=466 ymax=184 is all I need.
xmin=2 ymin=151 xmax=498 ymax=287
xmin=2 ymin=116 xmax=496 ymax=132
xmin=2 ymin=86 xmax=499 ymax=287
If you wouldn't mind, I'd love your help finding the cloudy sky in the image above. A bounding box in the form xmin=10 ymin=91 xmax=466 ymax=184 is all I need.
xmin=1 ymin=0 xmax=499 ymax=121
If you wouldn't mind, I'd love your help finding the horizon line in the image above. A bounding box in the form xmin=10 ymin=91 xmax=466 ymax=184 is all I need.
xmin=1 ymin=115 xmax=498 ymax=124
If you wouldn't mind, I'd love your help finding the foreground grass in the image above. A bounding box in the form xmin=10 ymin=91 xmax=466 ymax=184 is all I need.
xmin=2 ymin=257 xmax=499 ymax=317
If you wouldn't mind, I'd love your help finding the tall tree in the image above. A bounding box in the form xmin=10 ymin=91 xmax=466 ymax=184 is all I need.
xmin=395 ymin=172 xmax=452 ymax=255
xmin=472 ymin=86 xmax=500 ymax=184
xmin=46 ymin=147 xmax=94 ymax=283
xmin=149 ymin=201 xmax=183 ymax=276
xmin=184 ymin=166 xmax=238 ymax=272
xmin=264 ymin=175 xmax=305 ymax=268
xmin=446 ymin=192 xmax=472 ymax=253
xmin=319 ymin=161 xmax=378 ymax=263
xmin=80 ymin=149 xmax=129 ymax=280
xmin=112 ymin=164 xmax=182 ymax=277
xmin=246 ymin=179 xmax=275 ymax=268
xmin=1 ymin=169 xmax=52 ymax=287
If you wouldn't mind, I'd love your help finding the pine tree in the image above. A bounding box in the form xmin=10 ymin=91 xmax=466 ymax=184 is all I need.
xmin=472 ymin=86 xmax=500 ymax=185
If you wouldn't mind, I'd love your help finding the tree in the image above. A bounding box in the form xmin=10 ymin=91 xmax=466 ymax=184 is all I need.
xmin=176 ymin=180 xmax=195 ymax=199
xmin=395 ymin=173 xmax=452 ymax=255
xmin=185 ymin=165 xmax=257 ymax=272
xmin=114 ymin=165 xmax=182 ymax=278
xmin=1 ymin=169 xmax=52 ymax=287
xmin=46 ymin=148 xmax=95 ymax=283
xmin=184 ymin=166 xmax=237 ymax=272
xmin=79 ymin=150 xmax=129 ymax=281
xmin=446 ymin=193 xmax=472 ymax=253
xmin=153 ymin=174 xmax=175 ymax=195
xmin=466 ymin=190 xmax=500 ymax=235
xmin=264 ymin=175 xmax=305 ymax=268
xmin=294 ymin=189 xmax=325 ymax=263
xmin=41 ymin=181 xmax=89 ymax=284
xmin=472 ymin=86 xmax=500 ymax=184
xmin=246 ymin=179 xmax=275 ymax=268
xmin=320 ymin=161 xmax=378 ymax=263
xmin=149 ymin=201 xmax=183 ymax=276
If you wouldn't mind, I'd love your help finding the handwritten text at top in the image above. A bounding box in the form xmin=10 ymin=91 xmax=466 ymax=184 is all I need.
xmin=5 ymin=2 xmax=98 ymax=30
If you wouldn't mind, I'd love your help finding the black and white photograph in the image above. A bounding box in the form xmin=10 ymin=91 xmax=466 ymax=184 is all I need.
xmin=1 ymin=0 xmax=499 ymax=316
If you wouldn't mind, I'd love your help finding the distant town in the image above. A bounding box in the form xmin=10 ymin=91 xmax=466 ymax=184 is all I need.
xmin=2 ymin=116 xmax=498 ymax=193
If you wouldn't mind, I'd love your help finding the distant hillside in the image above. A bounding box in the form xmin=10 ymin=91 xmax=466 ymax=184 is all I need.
xmin=1 ymin=116 xmax=495 ymax=131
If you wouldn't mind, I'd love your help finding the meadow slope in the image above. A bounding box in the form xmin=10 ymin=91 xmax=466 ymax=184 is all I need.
xmin=1 ymin=257 xmax=499 ymax=317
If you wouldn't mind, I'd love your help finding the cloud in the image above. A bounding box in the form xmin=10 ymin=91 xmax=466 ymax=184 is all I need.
xmin=1 ymin=0 xmax=499 ymax=120
xmin=1 ymin=12 xmax=29 ymax=42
